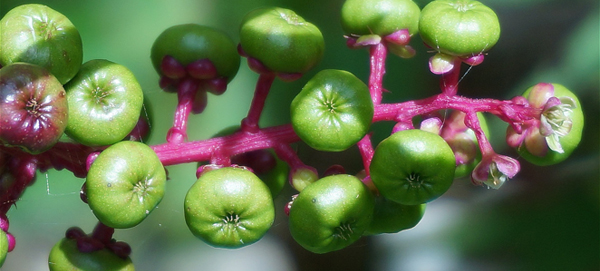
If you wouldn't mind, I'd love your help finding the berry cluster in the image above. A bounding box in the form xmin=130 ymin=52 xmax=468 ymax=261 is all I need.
xmin=0 ymin=0 xmax=585 ymax=269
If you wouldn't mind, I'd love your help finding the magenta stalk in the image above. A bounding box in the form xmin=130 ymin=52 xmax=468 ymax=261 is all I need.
xmin=167 ymin=78 xmax=199 ymax=143
xmin=369 ymin=43 xmax=387 ymax=105
xmin=439 ymin=58 xmax=462 ymax=96
xmin=241 ymin=74 xmax=276 ymax=133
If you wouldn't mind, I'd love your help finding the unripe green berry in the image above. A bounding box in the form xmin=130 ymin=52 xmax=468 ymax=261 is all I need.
xmin=341 ymin=0 xmax=421 ymax=36
xmin=151 ymin=24 xmax=240 ymax=82
xmin=48 ymin=238 xmax=134 ymax=271
xmin=0 ymin=4 xmax=83 ymax=84
xmin=239 ymin=7 xmax=324 ymax=73
xmin=419 ymin=0 xmax=500 ymax=56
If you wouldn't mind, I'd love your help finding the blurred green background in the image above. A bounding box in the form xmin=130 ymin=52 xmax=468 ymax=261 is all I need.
xmin=1 ymin=0 xmax=598 ymax=270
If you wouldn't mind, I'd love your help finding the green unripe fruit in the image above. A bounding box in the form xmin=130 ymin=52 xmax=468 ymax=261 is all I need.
xmin=184 ymin=167 xmax=275 ymax=248
xmin=86 ymin=141 xmax=166 ymax=229
xmin=65 ymin=59 xmax=143 ymax=146
xmin=48 ymin=238 xmax=134 ymax=271
xmin=0 ymin=4 xmax=83 ymax=84
xmin=341 ymin=0 xmax=421 ymax=36
xmin=289 ymin=174 xmax=375 ymax=253
xmin=370 ymin=129 xmax=456 ymax=205
xmin=151 ymin=24 xmax=240 ymax=81
xmin=239 ymin=7 xmax=324 ymax=73
xmin=364 ymin=197 xmax=425 ymax=235
xmin=291 ymin=69 xmax=374 ymax=152
xmin=419 ymin=0 xmax=500 ymax=56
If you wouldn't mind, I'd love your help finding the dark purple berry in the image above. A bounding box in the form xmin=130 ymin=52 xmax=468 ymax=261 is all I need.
xmin=0 ymin=63 xmax=68 ymax=154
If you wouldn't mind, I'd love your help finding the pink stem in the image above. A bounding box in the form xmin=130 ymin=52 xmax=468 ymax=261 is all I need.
xmin=241 ymin=74 xmax=276 ymax=133
xmin=168 ymin=78 xmax=199 ymax=143
xmin=440 ymin=58 xmax=462 ymax=96
xmin=153 ymin=124 xmax=299 ymax=166
xmin=369 ymin=43 xmax=387 ymax=105
xmin=374 ymin=93 xmax=538 ymax=124
xmin=464 ymin=111 xmax=495 ymax=155
xmin=356 ymin=134 xmax=375 ymax=175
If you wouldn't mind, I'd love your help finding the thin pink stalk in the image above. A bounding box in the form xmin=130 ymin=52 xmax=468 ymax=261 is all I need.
xmin=374 ymin=93 xmax=538 ymax=124
xmin=153 ymin=124 xmax=299 ymax=166
xmin=241 ymin=74 xmax=276 ymax=133
xmin=440 ymin=58 xmax=462 ymax=96
xmin=167 ymin=78 xmax=199 ymax=143
xmin=356 ymin=134 xmax=374 ymax=176
xmin=464 ymin=111 xmax=494 ymax=155
xmin=369 ymin=43 xmax=387 ymax=105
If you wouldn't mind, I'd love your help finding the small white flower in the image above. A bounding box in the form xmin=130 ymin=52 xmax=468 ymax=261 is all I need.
xmin=471 ymin=154 xmax=520 ymax=189
xmin=540 ymin=96 xmax=576 ymax=153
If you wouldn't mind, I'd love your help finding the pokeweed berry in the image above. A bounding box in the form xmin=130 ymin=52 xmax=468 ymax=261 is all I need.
xmin=64 ymin=59 xmax=144 ymax=146
xmin=363 ymin=196 xmax=425 ymax=235
xmin=419 ymin=0 xmax=500 ymax=57
xmin=288 ymin=174 xmax=375 ymax=253
xmin=184 ymin=167 xmax=275 ymax=248
xmin=239 ymin=7 xmax=325 ymax=74
xmin=0 ymin=4 xmax=83 ymax=84
xmin=370 ymin=129 xmax=456 ymax=205
xmin=151 ymin=24 xmax=240 ymax=83
xmin=48 ymin=238 xmax=134 ymax=271
xmin=86 ymin=141 xmax=166 ymax=229
xmin=340 ymin=0 xmax=421 ymax=37
xmin=0 ymin=63 xmax=68 ymax=154
xmin=507 ymin=83 xmax=584 ymax=166
xmin=291 ymin=69 xmax=374 ymax=152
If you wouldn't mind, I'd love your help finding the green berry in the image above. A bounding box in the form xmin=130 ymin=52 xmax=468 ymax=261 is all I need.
xmin=370 ymin=129 xmax=456 ymax=205
xmin=239 ymin=7 xmax=324 ymax=73
xmin=289 ymin=174 xmax=375 ymax=253
xmin=184 ymin=167 xmax=275 ymax=248
xmin=0 ymin=4 xmax=83 ymax=84
xmin=65 ymin=59 xmax=143 ymax=146
xmin=151 ymin=24 xmax=240 ymax=81
xmin=364 ymin=196 xmax=425 ymax=235
xmin=291 ymin=69 xmax=374 ymax=152
xmin=341 ymin=0 xmax=421 ymax=36
xmin=48 ymin=238 xmax=134 ymax=271
xmin=86 ymin=141 xmax=166 ymax=229
xmin=419 ymin=0 xmax=500 ymax=56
